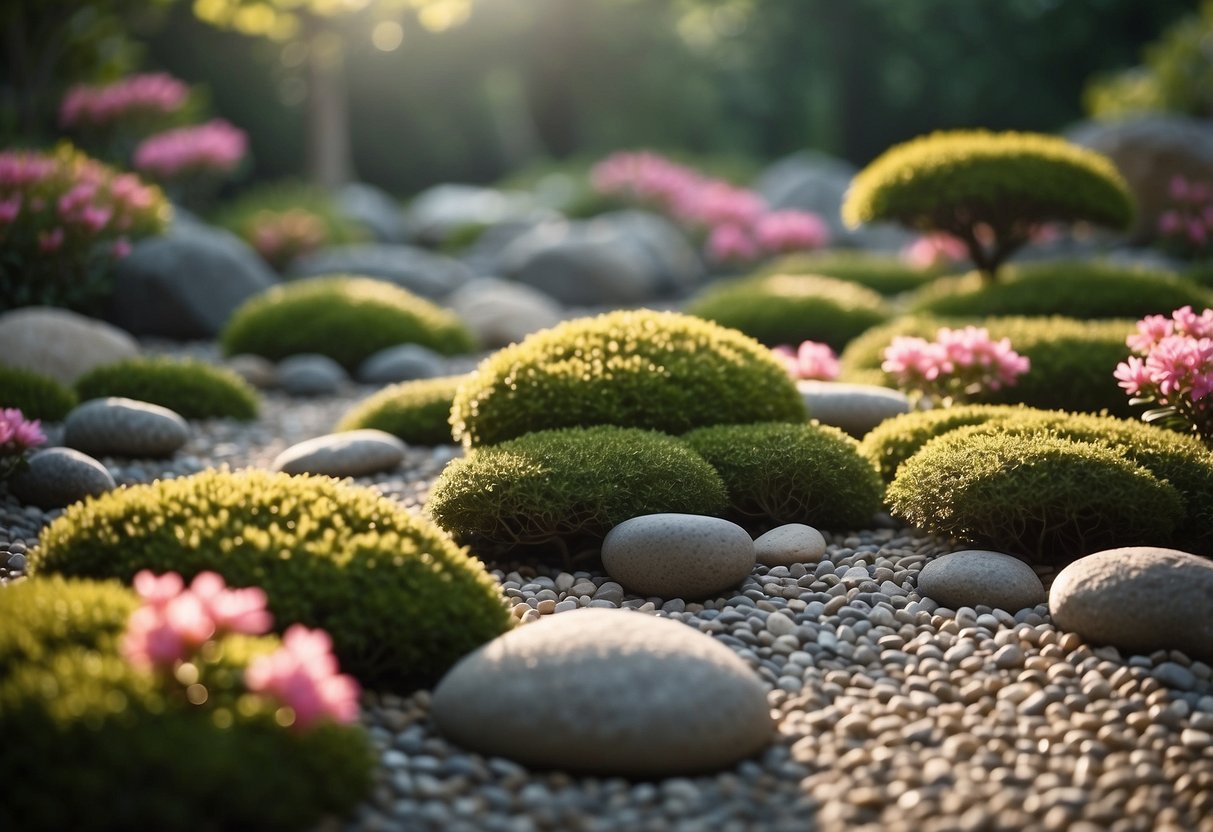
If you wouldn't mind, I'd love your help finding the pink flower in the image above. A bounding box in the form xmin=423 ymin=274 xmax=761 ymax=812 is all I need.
xmin=134 ymin=570 xmax=185 ymax=609
xmin=134 ymin=119 xmax=248 ymax=181
xmin=1159 ymin=210 xmax=1184 ymax=236
xmin=882 ymin=327 xmax=1028 ymax=405
xmin=245 ymin=625 xmax=360 ymax=730
xmin=773 ymin=341 xmax=840 ymax=381
xmin=706 ymin=223 xmax=760 ymax=264
xmin=901 ymin=233 xmax=968 ymax=269
xmin=122 ymin=605 xmax=189 ymax=668
xmin=1170 ymin=175 xmax=1190 ymax=202
xmin=60 ymin=72 xmax=189 ymax=128
xmin=0 ymin=195 xmax=21 ymax=224
xmin=754 ymin=210 xmax=830 ymax=254
xmin=38 ymin=227 xmax=64 ymax=253
xmin=189 ymin=571 xmax=272 ymax=636
xmin=1114 ymin=355 xmax=1153 ymax=397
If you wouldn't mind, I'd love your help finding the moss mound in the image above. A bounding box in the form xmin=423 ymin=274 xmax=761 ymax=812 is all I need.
xmin=752 ymin=250 xmax=942 ymax=295
xmin=886 ymin=431 xmax=1183 ymax=564
xmin=685 ymin=272 xmax=891 ymax=350
xmin=220 ymin=275 xmax=476 ymax=371
xmin=840 ymin=315 xmax=1135 ymax=416
xmin=427 ymin=426 xmax=728 ymax=556
xmin=74 ymin=356 xmax=258 ymax=421
xmin=682 ymin=422 xmax=884 ymax=531
xmin=0 ymin=577 xmax=371 ymax=832
xmin=29 ymin=469 xmax=512 ymax=691
xmin=0 ymin=365 xmax=77 ymax=421
xmin=336 ymin=374 xmax=466 ymax=446
xmin=451 ymin=309 xmax=806 ymax=447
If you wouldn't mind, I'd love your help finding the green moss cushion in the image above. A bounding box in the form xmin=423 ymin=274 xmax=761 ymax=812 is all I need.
xmin=0 ymin=365 xmax=77 ymax=421
xmin=29 ymin=469 xmax=512 ymax=691
xmin=450 ymin=309 xmax=807 ymax=447
xmin=220 ymin=275 xmax=476 ymax=371
xmin=751 ymin=251 xmax=942 ymax=295
xmin=427 ymin=426 xmax=728 ymax=556
xmin=75 ymin=356 xmax=259 ymax=421
xmin=336 ymin=374 xmax=466 ymax=446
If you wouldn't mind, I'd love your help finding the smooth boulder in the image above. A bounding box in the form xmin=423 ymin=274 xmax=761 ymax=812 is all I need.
xmin=7 ymin=447 xmax=116 ymax=509
xmin=1049 ymin=547 xmax=1213 ymax=662
xmin=917 ymin=550 xmax=1046 ymax=612
xmin=64 ymin=398 xmax=190 ymax=459
xmin=271 ymin=429 xmax=406 ymax=477
xmin=446 ymin=277 xmax=564 ymax=348
xmin=601 ymin=514 xmax=755 ymax=600
xmin=754 ymin=523 xmax=827 ymax=567
xmin=0 ymin=307 xmax=138 ymax=384
xmin=287 ymin=244 xmax=473 ymax=300
xmin=797 ymin=381 xmax=912 ymax=438
xmin=277 ymin=354 xmax=347 ymax=397
xmin=431 ymin=609 xmax=774 ymax=776
xmin=357 ymin=344 xmax=445 ymax=385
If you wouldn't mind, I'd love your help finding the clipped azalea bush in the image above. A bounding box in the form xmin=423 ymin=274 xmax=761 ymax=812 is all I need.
xmin=0 ymin=576 xmax=372 ymax=832
xmin=751 ymin=250 xmax=942 ymax=295
xmin=220 ymin=276 xmax=476 ymax=371
xmin=887 ymin=430 xmax=1183 ymax=563
xmin=75 ymin=356 xmax=258 ymax=420
xmin=450 ymin=309 xmax=806 ymax=447
xmin=682 ymin=422 xmax=883 ymax=531
xmin=685 ymin=272 xmax=891 ymax=350
xmin=428 ymin=426 xmax=728 ymax=557
xmin=336 ymin=374 xmax=466 ymax=446
xmin=29 ymin=469 xmax=512 ymax=691
xmin=0 ymin=365 xmax=77 ymax=421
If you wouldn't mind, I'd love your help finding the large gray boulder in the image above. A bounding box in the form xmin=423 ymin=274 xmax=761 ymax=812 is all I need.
xmin=918 ymin=550 xmax=1046 ymax=612
xmin=0 ymin=307 xmax=138 ymax=384
xmin=601 ymin=514 xmax=755 ymax=601
xmin=797 ymin=381 xmax=912 ymax=438
xmin=7 ymin=447 xmax=116 ymax=509
xmin=288 ymin=243 xmax=473 ymax=300
xmin=336 ymin=182 xmax=407 ymax=243
xmin=446 ymin=277 xmax=564 ymax=348
xmin=406 ymin=184 xmax=554 ymax=246
xmin=64 ymin=398 xmax=190 ymax=459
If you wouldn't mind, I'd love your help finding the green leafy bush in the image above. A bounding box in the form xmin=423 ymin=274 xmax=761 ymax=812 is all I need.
xmin=220 ymin=276 xmax=476 ymax=371
xmin=751 ymin=250 xmax=943 ymax=295
xmin=685 ymin=272 xmax=891 ymax=350
xmin=842 ymin=130 xmax=1134 ymax=279
xmin=840 ymin=315 xmax=1135 ymax=416
xmin=886 ymin=431 xmax=1183 ymax=563
xmin=0 ymin=365 xmax=78 ymax=421
xmin=908 ymin=260 xmax=1211 ymax=319
xmin=29 ymin=469 xmax=512 ymax=691
xmin=682 ymin=422 xmax=884 ymax=531
xmin=0 ymin=576 xmax=372 ymax=832
xmin=427 ymin=426 xmax=728 ymax=557
xmin=450 ymin=309 xmax=806 ymax=447
xmin=75 ymin=356 xmax=258 ymax=420
xmin=336 ymin=374 xmax=466 ymax=446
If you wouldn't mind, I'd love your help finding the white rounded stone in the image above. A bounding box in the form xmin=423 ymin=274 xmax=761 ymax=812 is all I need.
xmin=0 ymin=307 xmax=138 ymax=384
xmin=431 ymin=609 xmax=773 ymax=776
xmin=917 ymin=550 xmax=1045 ymax=612
xmin=797 ymin=380 xmax=911 ymax=438
xmin=601 ymin=514 xmax=755 ymax=600
xmin=754 ymin=523 xmax=827 ymax=566
xmin=272 ymin=429 xmax=406 ymax=477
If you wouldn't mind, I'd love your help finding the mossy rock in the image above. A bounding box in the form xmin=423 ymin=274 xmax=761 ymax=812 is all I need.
xmin=74 ymin=356 xmax=259 ymax=421
xmin=886 ymin=430 xmax=1183 ymax=564
xmin=839 ymin=314 xmax=1135 ymax=416
xmin=450 ymin=309 xmax=806 ymax=448
xmin=682 ymin=422 xmax=884 ymax=531
xmin=427 ymin=426 xmax=728 ymax=557
xmin=336 ymin=374 xmax=466 ymax=446
xmin=0 ymin=365 xmax=77 ymax=421
xmin=0 ymin=577 xmax=372 ymax=832
xmin=751 ymin=250 xmax=943 ymax=295
xmin=908 ymin=260 xmax=1211 ymax=320
xmin=220 ymin=275 xmax=476 ymax=371
xmin=685 ymin=272 xmax=891 ymax=350
xmin=29 ymin=469 xmax=512 ymax=691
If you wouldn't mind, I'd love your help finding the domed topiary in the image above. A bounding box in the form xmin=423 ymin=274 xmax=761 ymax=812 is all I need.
xmin=427 ymin=426 xmax=728 ymax=557
xmin=0 ymin=365 xmax=78 ymax=421
xmin=685 ymin=272 xmax=891 ymax=350
xmin=220 ymin=275 xmax=476 ymax=371
xmin=336 ymin=374 xmax=466 ymax=446
xmin=74 ymin=356 xmax=259 ymax=421
xmin=886 ymin=431 xmax=1183 ymax=563
xmin=682 ymin=422 xmax=884 ymax=531
xmin=908 ymin=260 xmax=1212 ymax=320
xmin=842 ymin=130 xmax=1134 ymax=279
xmin=0 ymin=577 xmax=372 ymax=832
xmin=753 ymin=250 xmax=942 ymax=295
xmin=450 ymin=309 xmax=807 ymax=448
xmin=29 ymin=469 xmax=512 ymax=690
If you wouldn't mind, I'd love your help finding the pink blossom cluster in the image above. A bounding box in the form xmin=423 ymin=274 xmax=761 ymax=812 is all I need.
xmin=771 ymin=340 xmax=840 ymax=381
xmin=60 ymin=73 xmax=189 ymax=129
xmin=1115 ymin=306 xmax=1213 ymax=443
xmin=882 ymin=326 xmax=1030 ymax=406
xmin=591 ymin=150 xmax=829 ymax=265
xmin=245 ymin=625 xmax=361 ymax=730
xmin=248 ymin=209 xmax=328 ymax=271
xmin=134 ymin=119 xmax=248 ymax=181
xmin=0 ymin=408 xmax=46 ymax=481
xmin=901 ymin=232 xmax=968 ymax=270
xmin=1158 ymin=175 xmax=1213 ymax=257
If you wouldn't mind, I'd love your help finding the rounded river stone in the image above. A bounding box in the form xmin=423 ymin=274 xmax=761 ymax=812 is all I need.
xmin=272 ymin=429 xmax=406 ymax=477
xmin=917 ymin=550 xmax=1045 ymax=612
xmin=64 ymin=398 xmax=189 ymax=459
xmin=601 ymin=513 xmax=755 ymax=600
xmin=754 ymin=523 xmax=827 ymax=566
xmin=7 ymin=447 xmax=116 ymax=509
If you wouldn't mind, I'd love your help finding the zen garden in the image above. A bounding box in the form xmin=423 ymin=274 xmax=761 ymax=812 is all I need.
xmin=5 ymin=0 xmax=1213 ymax=829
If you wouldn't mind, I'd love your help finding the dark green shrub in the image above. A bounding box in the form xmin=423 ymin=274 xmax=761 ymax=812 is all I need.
xmin=75 ymin=356 xmax=258 ymax=421
xmin=336 ymin=374 xmax=466 ymax=446
xmin=685 ymin=272 xmax=891 ymax=350
xmin=450 ymin=309 xmax=806 ymax=447
xmin=751 ymin=250 xmax=942 ymax=295
xmin=427 ymin=426 xmax=728 ymax=556
xmin=30 ymin=469 xmax=512 ymax=691
xmin=0 ymin=365 xmax=78 ymax=421
xmin=682 ymin=422 xmax=884 ymax=531
xmin=908 ymin=260 xmax=1211 ymax=319
xmin=0 ymin=577 xmax=372 ymax=832
xmin=220 ymin=276 xmax=476 ymax=371
xmin=839 ymin=315 xmax=1135 ymax=416
xmin=842 ymin=130 xmax=1134 ymax=279
xmin=886 ymin=431 xmax=1183 ymax=563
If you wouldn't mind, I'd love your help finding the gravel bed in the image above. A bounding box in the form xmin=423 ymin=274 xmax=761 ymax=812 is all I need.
xmin=4 ymin=348 xmax=1213 ymax=831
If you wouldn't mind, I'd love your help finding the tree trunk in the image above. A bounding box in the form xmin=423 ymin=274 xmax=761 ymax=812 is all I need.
xmin=305 ymin=21 xmax=354 ymax=188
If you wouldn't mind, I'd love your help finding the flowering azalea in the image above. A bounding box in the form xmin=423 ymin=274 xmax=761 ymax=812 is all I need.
xmin=134 ymin=119 xmax=248 ymax=181
xmin=0 ymin=408 xmax=46 ymax=481
xmin=901 ymin=232 xmax=968 ymax=270
xmin=60 ymin=73 xmax=189 ymax=129
xmin=1117 ymin=306 xmax=1213 ymax=444
xmin=245 ymin=625 xmax=361 ymax=730
xmin=882 ymin=326 xmax=1029 ymax=406
xmin=772 ymin=340 xmax=840 ymax=381
xmin=1157 ymin=174 xmax=1213 ymax=259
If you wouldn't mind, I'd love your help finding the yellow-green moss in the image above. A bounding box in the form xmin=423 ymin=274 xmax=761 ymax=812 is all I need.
xmin=336 ymin=374 xmax=466 ymax=446
xmin=75 ymin=356 xmax=258 ymax=420
xmin=0 ymin=365 xmax=77 ymax=421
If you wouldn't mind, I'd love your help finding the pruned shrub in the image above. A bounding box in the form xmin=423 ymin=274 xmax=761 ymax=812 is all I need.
xmin=682 ymin=422 xmax=884 ymax=531
xmin=427 ymin=426 xmax=728 ymax=557
xmin=0 ymin=365 xmax=77 ymax=421
xmin=220 ymin=276 xmax=476 ymax=371
xmin=336 ymin=374 xmax=466 ymax=446
xmin=450 ymin=309 xmax=806 ymax=447
xmin=752 ymin=250 xmax=942 ymax=295
xmin=75 ymin=356 xmax=258 ymax=421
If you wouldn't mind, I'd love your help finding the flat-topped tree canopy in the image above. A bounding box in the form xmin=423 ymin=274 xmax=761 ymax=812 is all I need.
xmin=842 ymin=130 xmax=1135 ymax=280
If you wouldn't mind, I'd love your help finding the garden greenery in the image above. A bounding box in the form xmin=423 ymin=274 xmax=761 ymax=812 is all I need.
xmin=75 ymin=356 xmax=259 ymax=420
xmin=336 ymin=374 xmax=466 ymax=446
xmin=0 ymin=365 xmax=78 ymax=421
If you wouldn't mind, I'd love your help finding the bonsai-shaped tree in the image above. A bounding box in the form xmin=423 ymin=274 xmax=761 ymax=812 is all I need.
xmin=842 ymin=130 xmax=1135 ymax=281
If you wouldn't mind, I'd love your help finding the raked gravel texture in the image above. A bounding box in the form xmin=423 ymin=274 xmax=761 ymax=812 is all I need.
xmin=3 ymin=341 xmax=1213 ymax=832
